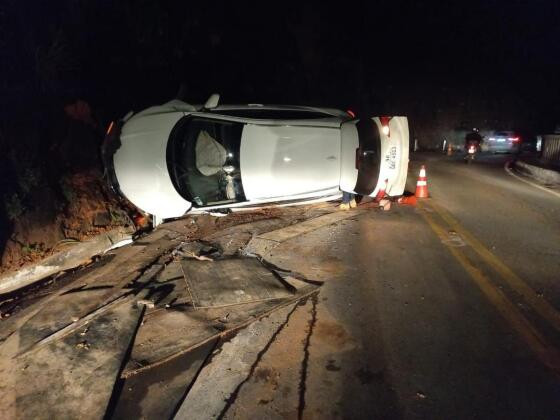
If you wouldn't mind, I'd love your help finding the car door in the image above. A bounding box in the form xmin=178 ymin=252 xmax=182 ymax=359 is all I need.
xmin=340 ymin=116 xmax=409 ymax=197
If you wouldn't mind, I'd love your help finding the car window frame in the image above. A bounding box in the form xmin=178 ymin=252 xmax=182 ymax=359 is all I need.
xmin=166 ymin=114 xmax=247 ymax=208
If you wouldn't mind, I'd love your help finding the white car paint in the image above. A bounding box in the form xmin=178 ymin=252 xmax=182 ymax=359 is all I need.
xmin=109 ymin=100 xmax=410 ymax=221
xmin=373 ymin=116 xmax=410 ymax=197
xmin=240 ymin=125 xmax=341 ymax=199
xmin=114 ymin=110 xmax=192 ymax=219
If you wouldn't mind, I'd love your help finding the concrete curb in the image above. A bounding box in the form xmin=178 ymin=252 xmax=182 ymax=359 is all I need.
xmin=0 ymin=227 xmax=134 ymax=295
xmin=243 ymin=209 xmax=365 ymax=257
xmin=513 ymin=160 xmax=560 ymax=186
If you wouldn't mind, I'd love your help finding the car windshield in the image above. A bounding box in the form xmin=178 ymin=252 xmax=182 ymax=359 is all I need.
xmin=167 ymin=116 xmax=246 ymax=207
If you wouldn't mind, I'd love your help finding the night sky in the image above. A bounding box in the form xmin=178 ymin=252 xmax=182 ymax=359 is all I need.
xmin=2 ymin=0 xmax=560 ymax=137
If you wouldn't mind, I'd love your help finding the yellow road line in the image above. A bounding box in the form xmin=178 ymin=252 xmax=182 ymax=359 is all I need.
xmin=419 ymin=208 xmax=560 ymax=373
xmin=425 ymin=201 xmax=560 ymax=335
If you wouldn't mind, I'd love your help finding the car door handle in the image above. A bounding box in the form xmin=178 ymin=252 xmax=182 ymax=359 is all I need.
xmin=326 ymin=156 xmax=337 ymax=161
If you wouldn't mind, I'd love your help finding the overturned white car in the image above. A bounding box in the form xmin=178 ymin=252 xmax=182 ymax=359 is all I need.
xmin=103 ymin=95 xmax=409 ymax=223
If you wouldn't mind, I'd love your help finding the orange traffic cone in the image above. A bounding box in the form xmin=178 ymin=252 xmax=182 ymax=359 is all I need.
xmin=415 ymin=166 xmax=429 ymax=198
xmin=375 ymin=179 xmax=388 ymax=202
xmin=447 ymin=143 xmax=453 ymax=156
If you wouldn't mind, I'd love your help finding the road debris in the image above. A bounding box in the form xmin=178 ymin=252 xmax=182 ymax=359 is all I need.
xmin=379 ymin=198 xmax=392 ymax=211
xmin=137 ymin=299 xmax=156 ymax=309
xmin=397 ymin=194 xmax=418 ymax=206
xmin=179 ymin=251 xmax=213 ymax=261
xmin=122 ymin=257 xmax=321 ymax=378
xmin=76 ymin=340 xmax=90 ymax=350
xmin=0 ymin=206 xmax=327 ymax=418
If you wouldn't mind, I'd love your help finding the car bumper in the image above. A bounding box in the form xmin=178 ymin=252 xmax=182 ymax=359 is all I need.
xmin=487 ymin=143 xmax=520 ymax=152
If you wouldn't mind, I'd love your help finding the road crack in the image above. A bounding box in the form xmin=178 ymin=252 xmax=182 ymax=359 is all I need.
xmin=298 ymin=292 xmax=318 ymax=420
xmin=217 ymin=298 xmax=303 ymax=419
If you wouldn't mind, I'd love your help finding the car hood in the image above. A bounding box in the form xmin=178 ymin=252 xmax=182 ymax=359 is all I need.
xmin=114 ymin=110 xmax=192 ymax=218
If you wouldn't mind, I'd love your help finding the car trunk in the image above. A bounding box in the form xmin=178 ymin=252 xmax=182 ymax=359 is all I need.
xmin=340 ymin=116 xmax=409 ymax=197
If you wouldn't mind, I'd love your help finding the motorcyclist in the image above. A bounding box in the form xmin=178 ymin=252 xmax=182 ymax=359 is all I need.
xmin=465 ymin=128 xmax=483 ymax=151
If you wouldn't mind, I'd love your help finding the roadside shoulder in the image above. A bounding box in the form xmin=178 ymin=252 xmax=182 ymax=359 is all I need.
xmin=513 ymin=159 xmax=560 ymax=186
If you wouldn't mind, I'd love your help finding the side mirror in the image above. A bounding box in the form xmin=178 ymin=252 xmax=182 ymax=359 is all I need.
xmin=204 ymin=93 xmax=220 ymax=109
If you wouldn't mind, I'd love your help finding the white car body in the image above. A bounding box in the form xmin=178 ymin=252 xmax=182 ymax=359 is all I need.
xmin=103 ymin=98 xmax=409 ymax=221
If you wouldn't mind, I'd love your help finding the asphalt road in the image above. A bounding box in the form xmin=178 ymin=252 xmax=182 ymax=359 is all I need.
xmin=223 ymin=152 xmax=560 ymax=419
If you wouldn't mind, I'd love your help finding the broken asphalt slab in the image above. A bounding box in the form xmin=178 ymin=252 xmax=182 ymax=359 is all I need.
xmin=0 ymin=251 xmax=320 ymax=417
xmin=182 ymin=258 xmax=296 ymax=308
xmin=173 ymin=302 xmax=299 ymax=419
xmin=0 ymin=204 xmax=366 ymax=418
xmin=0 ymin=228 xmax=180 ymax=346
xmin=0 ymin=227 xmax=135 ymax=295
xmin=109 ymin=338 xmax=218 ymax=419
xmin=0 ymin=299 xmax=144 ymax=419
xmin=120 ymin=256 xmax=321 ymax=378
xmin=0 ymin=205 xmax=335 ymax=347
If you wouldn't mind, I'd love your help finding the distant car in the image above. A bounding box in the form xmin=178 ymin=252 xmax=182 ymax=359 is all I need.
xmin=486 ymin=131 xmax=521 ymax=153
xmin=102 ymin=95 xmax=409 ymax=223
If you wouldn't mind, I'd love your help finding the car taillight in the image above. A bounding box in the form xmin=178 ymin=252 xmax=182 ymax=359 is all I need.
xmin=508 ymin=137 xmax=520 ymax=143
xmin=347 ymin=109 xmax=356 ymax=118
xmin=380 ymin=116 xmax=392 ymax=137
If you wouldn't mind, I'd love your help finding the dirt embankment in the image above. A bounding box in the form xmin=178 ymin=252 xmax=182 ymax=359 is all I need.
xmin=0 ymin=102 xmax=137 ymax=275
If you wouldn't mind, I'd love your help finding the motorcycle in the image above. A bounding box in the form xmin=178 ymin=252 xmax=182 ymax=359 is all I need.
xmin=464 ymin=142 xmax=478 ymax=164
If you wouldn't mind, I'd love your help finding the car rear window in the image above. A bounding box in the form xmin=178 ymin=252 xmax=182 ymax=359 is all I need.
xmin=354 ymin=119 xmax=381 ymax=195
xmin=210 ymin=109 xmax=333 ymax=120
